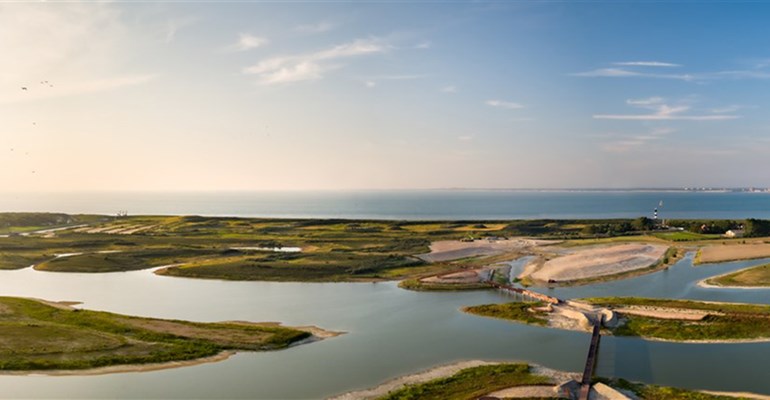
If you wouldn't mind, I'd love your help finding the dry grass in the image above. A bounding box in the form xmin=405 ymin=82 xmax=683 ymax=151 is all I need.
xmin=697 ymin=243 xmax=770 ymax=264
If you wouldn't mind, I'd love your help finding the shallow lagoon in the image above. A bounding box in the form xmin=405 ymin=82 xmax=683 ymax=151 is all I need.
xmin=0 ymin=253 xmax=768 ymax=398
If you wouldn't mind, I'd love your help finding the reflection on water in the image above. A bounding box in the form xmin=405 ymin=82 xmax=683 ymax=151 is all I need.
xmin=0 ymin=253 xmax=768 ymax=398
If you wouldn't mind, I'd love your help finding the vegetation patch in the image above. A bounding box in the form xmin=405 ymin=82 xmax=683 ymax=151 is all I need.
xmin=376 ymin=363 xmax=553 ymax=400
xmin=583 ymin=297 xmax=770 ymax=341
xmin=705 ymin=264 xmax=770 ymax=287
xmin=0 ymin=297 xmax=313 ymax=372
xmin=462 ymin=302 xmax=548 ymax=326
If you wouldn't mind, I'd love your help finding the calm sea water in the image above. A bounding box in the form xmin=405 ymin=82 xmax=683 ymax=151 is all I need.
xmin=0 ymin=190 xmax=769 ymax=219
xmin=0 ymin=254 xmax=769 ymax=398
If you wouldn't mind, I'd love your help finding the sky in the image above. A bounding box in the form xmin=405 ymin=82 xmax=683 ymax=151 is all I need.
xmin=3 ymin=1 xmax=770 ymax=191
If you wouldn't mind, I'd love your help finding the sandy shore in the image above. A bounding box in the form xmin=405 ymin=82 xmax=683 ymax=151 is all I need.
xmin=0 ymin=351 xmax=237 ymax=376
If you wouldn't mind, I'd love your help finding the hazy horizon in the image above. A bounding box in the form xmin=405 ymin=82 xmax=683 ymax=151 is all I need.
xmin=4 ymin=2 xmax=770 ymax=191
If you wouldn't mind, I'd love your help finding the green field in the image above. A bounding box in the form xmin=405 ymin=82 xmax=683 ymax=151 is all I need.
xmin=705 ymin=264 xmax=770 ymax=287
xmin=0 ymin=297 xmax=312 ymax=371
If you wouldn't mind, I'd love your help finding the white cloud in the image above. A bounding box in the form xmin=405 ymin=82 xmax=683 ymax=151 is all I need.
xmin=414 ymin=41 xmax=432 ymax=49
xmin=244 ymin=38 xmax=390 ymax=85
xmin=365 ymin=81 xmax=376 ymax=88
xmin=486 ymin=100 xmax=524 ymax=109
xmin=594 ymin=98 xmax=739 ymax=121
xmin=295 ymin=21 xmax=335 ymax=34
xmin=613 ymin=61 xmax=681 ymax=67
xmin=458 ymin=135 xmax=473 ymax=141
xmin=226 ymin=33 xmax=268 ymax=52
xmin=441 ymin=85 xmax=457 ymax=93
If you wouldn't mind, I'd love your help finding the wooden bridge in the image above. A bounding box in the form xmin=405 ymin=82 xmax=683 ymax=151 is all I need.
xmin=486 ymin=274 xmax=604 ymax=400
xmin=578 ymin=315 xmax=604 ymax=400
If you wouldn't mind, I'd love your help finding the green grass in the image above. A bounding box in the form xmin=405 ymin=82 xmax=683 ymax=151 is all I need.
xmin=0 ymin=297 xmax=312 ymax=371
xmin=652 ymin=231 xmax=722 ymax=241
xmin=376 ymin=364 xmax=554 ymax=400
xmin=582 ymin=297 xmax=770 ymax=341
xmin=462 ymin=302 xmax=548 ymax=326
xmin=705 ymin=264 xmax=770 ymax=287
xmin=159 ymin=252 xmax=424 ymax=282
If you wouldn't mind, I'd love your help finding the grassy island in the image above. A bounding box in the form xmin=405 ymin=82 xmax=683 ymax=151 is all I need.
xmin=376 ymin=363 xmax=553 ymax=400
xmin=3 ymin=212 xmax=770 ymax=284
xmin=359 ymin=362 xmax=740 ymax=400
xmin=0 ymin=297 xmax=324 ymax=372
xmin=584 ymin=297 xmax=770 ymax=341
xmin=464 ymin=297 xmax=770 ymax=342
xmin=462 ymin=302 xmax=548 ymax=326
xmin=704 ymin=264 xmax=770 ymax=287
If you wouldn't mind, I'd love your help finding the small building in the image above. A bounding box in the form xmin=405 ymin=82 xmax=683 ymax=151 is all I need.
xmin=725 ymin=229 xmax=745 ymax=238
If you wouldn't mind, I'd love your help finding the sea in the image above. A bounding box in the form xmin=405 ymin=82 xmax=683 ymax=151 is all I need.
xmin=0 ymin=190 xmax=768 ymax=220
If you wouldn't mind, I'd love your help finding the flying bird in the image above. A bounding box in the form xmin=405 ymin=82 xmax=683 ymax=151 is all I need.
xmin=21 ymin=87 xmax=27 ymax=91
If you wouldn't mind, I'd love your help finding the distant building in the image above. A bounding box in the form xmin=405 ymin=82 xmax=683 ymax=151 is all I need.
xmin=725 ymin=229 xmax=745 ymax=238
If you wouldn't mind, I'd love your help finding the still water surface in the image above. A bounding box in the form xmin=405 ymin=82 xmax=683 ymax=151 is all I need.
xmin=2 ymin=190 xmax=770 ymax=219
xmin=0 ymin=254 xmax=769 ymax=398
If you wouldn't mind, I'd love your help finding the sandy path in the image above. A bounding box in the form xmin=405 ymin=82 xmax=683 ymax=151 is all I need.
xmin=417 ymin=239 xmax=558 ymax=262
xmin=484 ymin=385 xmax=557 ymax=398
xmin=529 ymin=243 xmax=668 ymax=282
xmin=614 ymin=306 xmax=716 ymax=321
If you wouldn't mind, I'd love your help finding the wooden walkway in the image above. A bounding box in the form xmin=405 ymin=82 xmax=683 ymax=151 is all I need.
xmin=487 ymin=281 xmax=562 ymax=304
xmin=578 ymin=316 xmax=603 ymax=400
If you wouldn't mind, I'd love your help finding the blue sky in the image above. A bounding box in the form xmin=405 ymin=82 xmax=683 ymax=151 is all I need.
xmin=2 ymin=1 xmax=770 ymax=190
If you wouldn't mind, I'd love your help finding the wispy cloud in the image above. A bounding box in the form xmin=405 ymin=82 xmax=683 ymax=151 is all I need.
xmin=613 ymin=61 xmax=681 ymax=67
xmin=594 ymin=97 xmax=739 ymax=121
xmin=414 ymin=41 xmax=431 ymax=49
xmin=458 ymin=135 xmax=473 ymax=141
xmin=295 ymin=21 xmax=335 ymax=34
xmin=599 ymin=127 xmax=675 ymax=153
xmin=572 ymin=68 xmax=694 ymax=81
xmin=441 ymin=85 xmax=457 ymax=93
xmin=244 ymin=38 xmax=390 ymax=85
xmin=226 ymin=33 xmax=268 ymax=52
xmin=486 ymin=100 xmax=524 ymax=109
xmin=164 ymin=16 xmax=198 ymax=43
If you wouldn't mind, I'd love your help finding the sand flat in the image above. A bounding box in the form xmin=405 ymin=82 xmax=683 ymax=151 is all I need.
xmin=530 ymin=243 xmax=668 ymax=282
